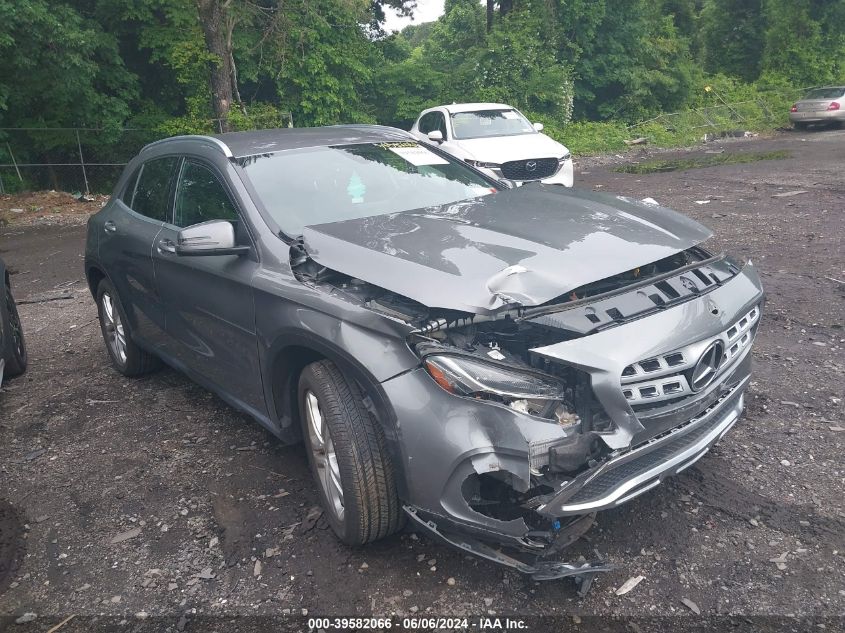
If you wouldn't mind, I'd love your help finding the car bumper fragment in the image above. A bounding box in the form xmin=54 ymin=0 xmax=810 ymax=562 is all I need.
xmin=404 ymin=505 xmax=613 ymax=589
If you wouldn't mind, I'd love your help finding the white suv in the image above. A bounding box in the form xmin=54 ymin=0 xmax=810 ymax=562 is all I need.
xmin=410 ymin=103 xmax=573 ymax=187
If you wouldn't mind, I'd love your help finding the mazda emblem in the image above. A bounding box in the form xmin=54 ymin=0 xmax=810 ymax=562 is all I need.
xmin=525 ymin=161 xmax=537 ymax=172
xmin=691 ymin=341 xmax=724 ymax=391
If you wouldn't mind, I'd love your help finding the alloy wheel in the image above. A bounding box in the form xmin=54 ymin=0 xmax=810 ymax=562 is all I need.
xmin=303 ymin=390 xmax=345 ymax=522
xmin=5 ymin=288 xmax=24 ymax=358
xmin=101 ymin=292 xmax=127 ymax=365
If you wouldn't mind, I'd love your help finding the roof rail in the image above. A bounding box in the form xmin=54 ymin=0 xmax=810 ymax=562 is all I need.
xmin=140 ymin=135 xmax=233 ymax=158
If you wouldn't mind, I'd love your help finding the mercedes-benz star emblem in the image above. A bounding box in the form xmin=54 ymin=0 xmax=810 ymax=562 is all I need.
xmin=691 ymin=341 xmax=724 ymax=391
xmin=525 ymin=161 xmax=537 ymax=172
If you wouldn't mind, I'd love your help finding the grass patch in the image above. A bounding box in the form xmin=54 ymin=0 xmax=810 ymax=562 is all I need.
xmin=536 ymin=82 xmax=802 ymax=156
xmin=613 ymin=149 xmax=791 ymax=174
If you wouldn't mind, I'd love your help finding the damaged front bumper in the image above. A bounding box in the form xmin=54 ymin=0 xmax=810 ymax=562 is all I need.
xmin=382 ymin=261 xmax=764 ymax=574
xmin=535 ymin=377 xmax=746 ymax=517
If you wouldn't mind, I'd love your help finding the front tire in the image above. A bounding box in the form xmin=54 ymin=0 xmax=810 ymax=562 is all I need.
xmin=1 ymin=282 xmax=27 ymax=377
xmin=96 ymin=279 xmax=160 ymax=376
xmin=298 ymin=360 xmax=402 ymax=545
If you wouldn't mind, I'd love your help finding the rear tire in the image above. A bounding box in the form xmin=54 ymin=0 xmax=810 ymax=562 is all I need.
xmin=1 ymin=282 xmax=27 ymax=377
xmin=298 ymin=360 xmax=403 ymax=545
xmin=96 ymin=279 xmax=160 ymax=376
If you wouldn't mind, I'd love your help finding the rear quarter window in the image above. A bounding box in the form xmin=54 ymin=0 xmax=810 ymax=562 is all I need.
xmin=121 ymin=167 xmax=141 ymax=204
xmin=130 ymin=156 xmax=179 ymax=222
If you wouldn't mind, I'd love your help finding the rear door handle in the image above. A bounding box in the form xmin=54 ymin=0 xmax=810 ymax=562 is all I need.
xmin=157 ymin=238 xmax=176 ymax=254
xmin=103 ymin=221 xmax=117 ymax=234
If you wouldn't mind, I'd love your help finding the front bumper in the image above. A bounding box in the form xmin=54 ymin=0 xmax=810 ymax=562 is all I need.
xmin=384 ymin=261 xmax=763 ymax=556
xmin=537 ymin=378 xmax=746 ymax=516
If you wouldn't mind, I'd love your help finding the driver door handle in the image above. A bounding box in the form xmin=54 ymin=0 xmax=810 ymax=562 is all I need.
xmin=157 ymin=238 xmax=176 ymax=254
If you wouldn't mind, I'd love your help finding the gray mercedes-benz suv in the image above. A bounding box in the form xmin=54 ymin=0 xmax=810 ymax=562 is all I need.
xmin=84 ymin=126 xmax=764 ymax=580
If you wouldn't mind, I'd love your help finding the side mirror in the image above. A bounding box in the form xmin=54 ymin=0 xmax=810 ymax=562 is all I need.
xmin=176 ymin=220 xmax=250 ymax=257
xmin=533 ymin=122 xmax=544 ymax=132
xmin=427 ymin=130 xmax=444 ymax=143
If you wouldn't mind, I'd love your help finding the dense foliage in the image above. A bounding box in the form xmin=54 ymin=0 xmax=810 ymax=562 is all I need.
xmin=0 ymin=0 xmax=843 ymax=142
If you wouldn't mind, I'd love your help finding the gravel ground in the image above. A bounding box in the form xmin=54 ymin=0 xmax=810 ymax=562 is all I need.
xmin=0 ymin=130 xmax=843 ymax=630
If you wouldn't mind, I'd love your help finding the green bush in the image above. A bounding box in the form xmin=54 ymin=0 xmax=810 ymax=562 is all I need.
xmin=548 ymin=121 xmax=629 ymax=155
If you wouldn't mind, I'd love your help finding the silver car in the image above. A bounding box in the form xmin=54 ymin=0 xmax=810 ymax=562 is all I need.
xmin=790 ymin=86 xmax=845 ymax=128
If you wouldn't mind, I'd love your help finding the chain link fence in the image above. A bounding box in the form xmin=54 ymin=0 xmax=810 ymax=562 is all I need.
xmin=0 ymin=111 xmax=292 ymax=196
xmin=0 ymin=128 xmax=157 ymax=195
xmin=626 ymin=86 xmax=811 ymax=137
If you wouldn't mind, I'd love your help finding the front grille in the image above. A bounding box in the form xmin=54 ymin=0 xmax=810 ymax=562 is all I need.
xmin=620 ymin=304 xmax=760 ymax=408
xmin=500 ymin=157 xmax=559 ymax=180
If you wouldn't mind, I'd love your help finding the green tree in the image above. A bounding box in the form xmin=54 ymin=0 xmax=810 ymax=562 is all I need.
xmin=699 ymin=0 xmax=765 ymax=82
xmin=473 ymin=2 xmax=574 ymax=118
xmin=762 ymin=0 xmax=844 ymax=86
xmin=574 ymin=0 xmax=697 ymax=121
xmin=0 ymin=0 xmax=136 ymax=128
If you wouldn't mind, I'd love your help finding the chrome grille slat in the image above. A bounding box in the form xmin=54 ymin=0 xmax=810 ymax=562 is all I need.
xmin=621 ymin=352 xmax=694 ymax=384
xmin=621 ymin=304 xmax=760 ymax=406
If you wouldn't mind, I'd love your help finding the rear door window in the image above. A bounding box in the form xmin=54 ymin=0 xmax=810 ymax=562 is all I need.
xmin=131 ymin=157 xmax=179 ymax=222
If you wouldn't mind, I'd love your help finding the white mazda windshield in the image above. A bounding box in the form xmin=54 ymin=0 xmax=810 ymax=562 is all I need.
xmin=450 ymin=109 xmax=536 ymax=140
xmin=239 ymin=142 xmax=496 ymax=237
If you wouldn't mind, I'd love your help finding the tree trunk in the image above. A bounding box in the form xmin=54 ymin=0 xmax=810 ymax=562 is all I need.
xmin=195 ymin=0 xmax=236 ymax=131
xmin=500 ymin=0 xmax=513 ymax=17
xmin=486 ymin=0 xmax=494 ymax=32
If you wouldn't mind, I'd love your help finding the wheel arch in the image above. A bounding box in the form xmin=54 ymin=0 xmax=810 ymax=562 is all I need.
xmin=264 ymin=329 xmax=410 ymax=501
xmin=85 ymin=262 xmax=108 ymax=299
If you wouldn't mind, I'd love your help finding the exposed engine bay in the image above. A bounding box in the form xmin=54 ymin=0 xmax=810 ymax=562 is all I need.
xmin=292 ymin=242 xmax=721 ymax=331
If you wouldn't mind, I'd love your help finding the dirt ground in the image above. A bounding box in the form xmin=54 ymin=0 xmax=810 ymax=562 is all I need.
xmin=0 ymin=191 xmax=109 ymax=228
xmin=0 ymin=130 xmax=843 ymax=630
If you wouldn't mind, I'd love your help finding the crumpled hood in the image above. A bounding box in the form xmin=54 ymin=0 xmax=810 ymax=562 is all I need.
xmin=300 ymin=185 xmax=713 ymax=314
xmin=455 ymin=132 xmax=568 ymax=163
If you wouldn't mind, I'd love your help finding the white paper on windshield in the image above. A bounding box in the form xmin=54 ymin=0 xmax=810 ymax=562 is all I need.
xmin=467 ymin=185 xmax=495 ymax=198
xmin=378 ymin=142 xmax=449 ymax=166
xmin=501 ymin=110 xmax=519 ymax=119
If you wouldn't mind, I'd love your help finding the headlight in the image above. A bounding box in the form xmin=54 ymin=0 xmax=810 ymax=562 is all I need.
xmin=423 ymin=354 xmax=566 ymax=401
xmin=465 ymin=159 xmax=501 ymax=169
xmin=559 ymin=152 xmax=571 ymax=162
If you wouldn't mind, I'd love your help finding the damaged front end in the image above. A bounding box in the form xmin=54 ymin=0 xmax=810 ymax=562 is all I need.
xmin=291 ymin=227 xmax=764 ymax=585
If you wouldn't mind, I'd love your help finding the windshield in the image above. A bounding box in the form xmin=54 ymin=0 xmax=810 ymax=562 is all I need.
xmin=803 ymin=87 xmax=845 ymax=99
xmin=238 ymin=142 xmax=496 ymax=237
xmin=450 ymin=109 xmax=536 ymax=140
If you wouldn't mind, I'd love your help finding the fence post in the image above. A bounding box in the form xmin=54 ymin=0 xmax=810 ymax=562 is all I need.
xmin=6 ymin=143 xmax=22 ymax=182
xmin=76 ymin=128 xmax=90 ymax=195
